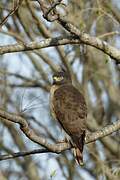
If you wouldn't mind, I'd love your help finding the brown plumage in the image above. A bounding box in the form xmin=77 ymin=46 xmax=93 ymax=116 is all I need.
xmin=50 ymin=70 xmax=87 ymax=165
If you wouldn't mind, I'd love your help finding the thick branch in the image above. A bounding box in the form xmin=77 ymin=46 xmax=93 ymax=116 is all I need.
xmin=86 ymin=121 xmax=120 ymax=143
xmin=0 ymin=109 xmax=120 ymax=160
xmin=0 ymin=36 xmax=79 ymax=55
xmin=58 ymin=19 xmax=120 ymax=63
xmin=0 ymin=35 xmax=120 ymax=63
xmin=57 ymin=19 xmax=120 ymax=64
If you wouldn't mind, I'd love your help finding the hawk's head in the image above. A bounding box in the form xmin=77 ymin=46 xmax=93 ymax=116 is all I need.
xmin=52 ymin=70 xmax=71 ymax=85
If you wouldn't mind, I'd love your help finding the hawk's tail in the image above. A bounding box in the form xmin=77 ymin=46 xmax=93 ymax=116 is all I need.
xmin=72 ymin=131 xmax=85 ymax=166
xmin=73 ymin=147 xmax=84 ymax=166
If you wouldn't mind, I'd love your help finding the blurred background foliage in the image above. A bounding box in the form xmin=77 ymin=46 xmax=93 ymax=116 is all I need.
xmin=0 ymin=0 xmax=120 ymax=179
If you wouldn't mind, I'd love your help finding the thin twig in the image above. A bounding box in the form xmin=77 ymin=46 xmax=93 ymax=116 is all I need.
xmin=0 ymin=0 xmax=23 ymax=28
xmin=0 ymin=148 xmax=50 ymax=161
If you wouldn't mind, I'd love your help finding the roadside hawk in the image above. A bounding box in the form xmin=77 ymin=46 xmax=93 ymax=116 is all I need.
xmin=50 ymin=69 xmax=87 ymax=165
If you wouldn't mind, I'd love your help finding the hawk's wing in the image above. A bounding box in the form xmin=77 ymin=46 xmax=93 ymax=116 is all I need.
xmin=51 ymin=84 xmax=87 ymax=165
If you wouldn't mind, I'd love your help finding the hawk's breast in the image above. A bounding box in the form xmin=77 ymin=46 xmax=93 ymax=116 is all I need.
xmin=50 ymin=84 xmax=87 ymax=137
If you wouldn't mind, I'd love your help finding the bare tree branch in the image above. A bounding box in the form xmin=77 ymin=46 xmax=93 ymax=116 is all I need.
xmin=0 ymin=35 xmax=120 ymax=63
xmin=39 ymin=0 xmax=120 ymax=64
xmin=0 ymin=36 xmax=79 ymax=54
xmin=0 ymin=0 xmax=23 ymax=27
xmin=0 ymin=108 xmax=120 ymax=161
xmin=0 ymin=148 xmax=50 ymax=161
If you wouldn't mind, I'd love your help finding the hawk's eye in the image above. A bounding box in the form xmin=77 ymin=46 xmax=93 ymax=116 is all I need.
xmin=53 ymin=76 xmax=64 ymax=81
